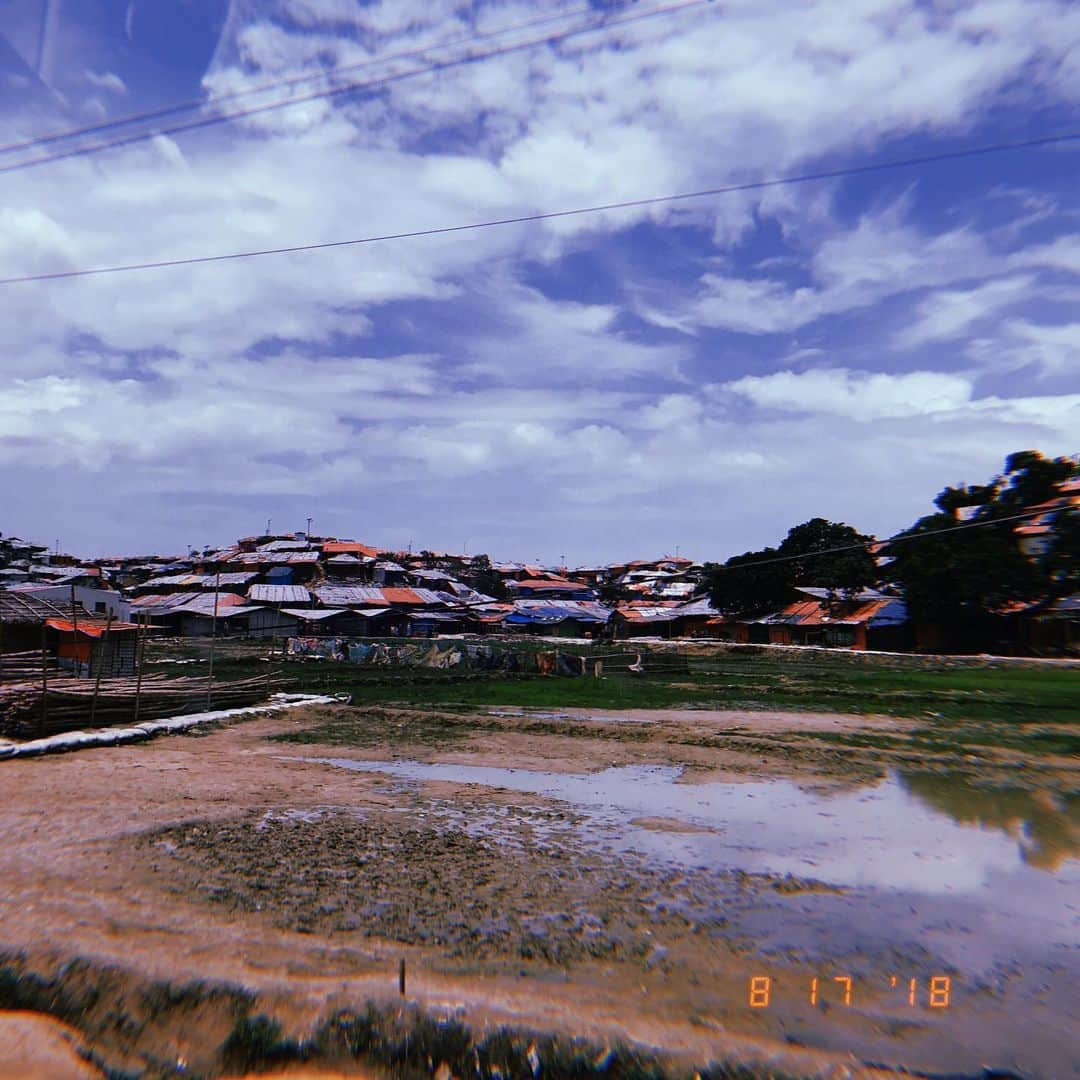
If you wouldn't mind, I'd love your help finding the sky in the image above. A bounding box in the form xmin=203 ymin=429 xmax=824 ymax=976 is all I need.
xmin=0 ymin=0 xmax=1077 ymax=564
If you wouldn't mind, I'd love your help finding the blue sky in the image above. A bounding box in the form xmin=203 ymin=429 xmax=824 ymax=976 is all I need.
xmin=0 ymin=0 xmax=1077 ymax=562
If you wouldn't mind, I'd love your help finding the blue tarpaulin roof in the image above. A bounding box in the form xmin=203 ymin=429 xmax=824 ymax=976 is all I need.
xmin=505 ymin=603 xmax=608 ymax=625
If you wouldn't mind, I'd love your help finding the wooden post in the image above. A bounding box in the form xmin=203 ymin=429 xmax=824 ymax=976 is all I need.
xmin=39 ymin=620 xmax=48 ymax=737
xmin=70 ymin=583 xmax=79 ymax=675
xmin=88 ymin=612 xmax=114 ymax=729
xmin=133 ymin=611 xmax=147 ymax=724
xmin=399 ymin=958 xmax=406 ymax=997
xmin=206 ymin=571 xmax=221 ymax=709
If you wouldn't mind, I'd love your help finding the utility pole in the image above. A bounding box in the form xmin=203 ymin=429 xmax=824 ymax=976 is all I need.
xmin=265 ymin=518 xmax=272 ymax=537
xmin=306 ymin=516 xmax=313 ymax=540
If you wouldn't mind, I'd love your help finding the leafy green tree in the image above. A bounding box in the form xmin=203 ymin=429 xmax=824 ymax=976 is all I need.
xmin=706 ymin=548 xmax=790 ymax=617
xmin=466 ymin=553 xmax=508 ymax=600
xmin=777 ymin=518 xmax=878 ymax=596
xmin=887 ymin=450 xmax=1077 ymax=624
xmin=597 ymin=580 xmax=624 ymax=605
xmin=887 ymin=511 xmax=1041 ymax=623
xmin=1040 ymin=507 xmax=1080 ymax=597
xmin=707 ymin=519 xmax=877 ymax=617
xmin=994 ymin=451 xmax=1077 ymax=514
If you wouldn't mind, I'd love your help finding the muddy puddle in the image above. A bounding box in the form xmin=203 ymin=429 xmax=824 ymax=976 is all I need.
xmin=487 ymin=709 xmax=655 ymax=725
xmin=298 ymin=756 xmax=1080 ymax=1077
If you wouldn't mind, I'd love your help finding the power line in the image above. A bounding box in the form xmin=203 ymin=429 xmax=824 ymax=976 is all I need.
xmin=0 ymin=1 xmax=619 ymax=159
xmin=0 ymin=0 xmax=712 ymax=178
xmin=3 ymin=128 xmax=1078 ymax=287
xmin=706 ymin=508 xmax=1056 ymax=574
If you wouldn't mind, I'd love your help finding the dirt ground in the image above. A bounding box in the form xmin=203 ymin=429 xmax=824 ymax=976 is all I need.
xmin=0 ymin=702 xmax=1075 ymax=1078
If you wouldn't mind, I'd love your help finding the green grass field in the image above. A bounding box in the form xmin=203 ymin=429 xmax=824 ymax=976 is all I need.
xmin=148 ymin=637 xmax=1080 ymax=726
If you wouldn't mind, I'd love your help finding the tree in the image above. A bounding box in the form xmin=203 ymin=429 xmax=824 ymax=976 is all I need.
xmin=887 ymin=511 xmax=1040 ymax=623
xmin=995 ymin=451 xmax=1077 ymax=514
xmin=706 ymin=548 xmax=790 ymax=617
xmin=466 ymin=553 xmax=507 ymax=600
xmin=707 ymin=518 xmax=877 ymax=617
xmin=597 ymin=579 xmax=624 ymax=605
xmin=886 ymin=450 xmax=1077 ymax=625
xmin=1041 ymin=508 xmax=1080 ymax=597
xmin=776 ymin=518 xmax=878 ymax=596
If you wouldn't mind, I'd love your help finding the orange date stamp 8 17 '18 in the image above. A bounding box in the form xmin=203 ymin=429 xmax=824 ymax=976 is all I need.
xmin=748 ymin=974 xmax=952 ymax=1009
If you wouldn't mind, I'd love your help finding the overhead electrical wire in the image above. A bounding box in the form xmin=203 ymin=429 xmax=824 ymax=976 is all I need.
xmin=705 ymin=508 xmax=1060 ymax=574
xmin=0 ymin=0 xmax=713 ymax=177
xmin=0 ymin=1 xmax=631 ymax=158
xmin=3 ymin=128 xmax=1078 ymax=286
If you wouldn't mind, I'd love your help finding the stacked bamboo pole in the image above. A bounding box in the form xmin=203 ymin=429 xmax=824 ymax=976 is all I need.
xmin=0 ymin=672 xmax=287 ymax=739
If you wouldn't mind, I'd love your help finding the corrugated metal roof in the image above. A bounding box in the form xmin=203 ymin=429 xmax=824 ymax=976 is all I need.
xmin=248 ymin=584 xmax=311 ymax=604
xmin=381 ymin=587 xmax=446 ymax=606
xmin=321 ymin=540 xmax=382 ymax=558
xmin=673 ymin=597 xmax=721 ymax=616
xmin=615 ymin=607 xmax=681 ymax=623
xmin=130 ymin=592 xmax=247 ymax=615
xmin=509 ymin=578 xmax=591 ymax=592
xmin=314 ymin=585 xmax=382 ymax=606
xmin=313 ymin=585 xmax=445 ymax=608
xmin=144 ymin=572 xmax=257 ymax=588
xmin=141 ymin=573 xmax=200 ymax=587
xmin=756 ymin=597 xmax=907 ymax=628
xmin=280 ymin=608 xmax=348 ymax=620
xmin=227 ymin=551 xmax=318 ymax=565
xmin=257 ymin=540 xmax=313 ymax=552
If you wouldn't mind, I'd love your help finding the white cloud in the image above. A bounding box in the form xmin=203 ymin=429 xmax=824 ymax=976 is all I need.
xmin=895 ymin=275 xmax=1035 ymax=348
xmin=726 ymin=369 xmax=975 ymax=419
xmin=982 ymin=319 xmax=1080 ymax=376
xmin=82 ymin=70 xmax=127 ymax=95
xmin=686 ymin=202 xmax=999 ymax=336
xmin=2 ymin=0 xmax=1080 ymax=557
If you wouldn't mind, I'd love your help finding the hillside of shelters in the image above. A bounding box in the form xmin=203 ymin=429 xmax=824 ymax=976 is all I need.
xmin=2 ymin=495 xmax=1077 ymax=667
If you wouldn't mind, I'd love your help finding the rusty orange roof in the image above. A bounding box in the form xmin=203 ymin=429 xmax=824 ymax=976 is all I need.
xmin=379 ymin=587 xmax=435 ymax=605
xmin=46 ymin=618 xmax=141 ymax=637
xmin=760 ymin=596 xmax=906 ymax=627
xmin=321 ymin=540 xmax=382 ymax=558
